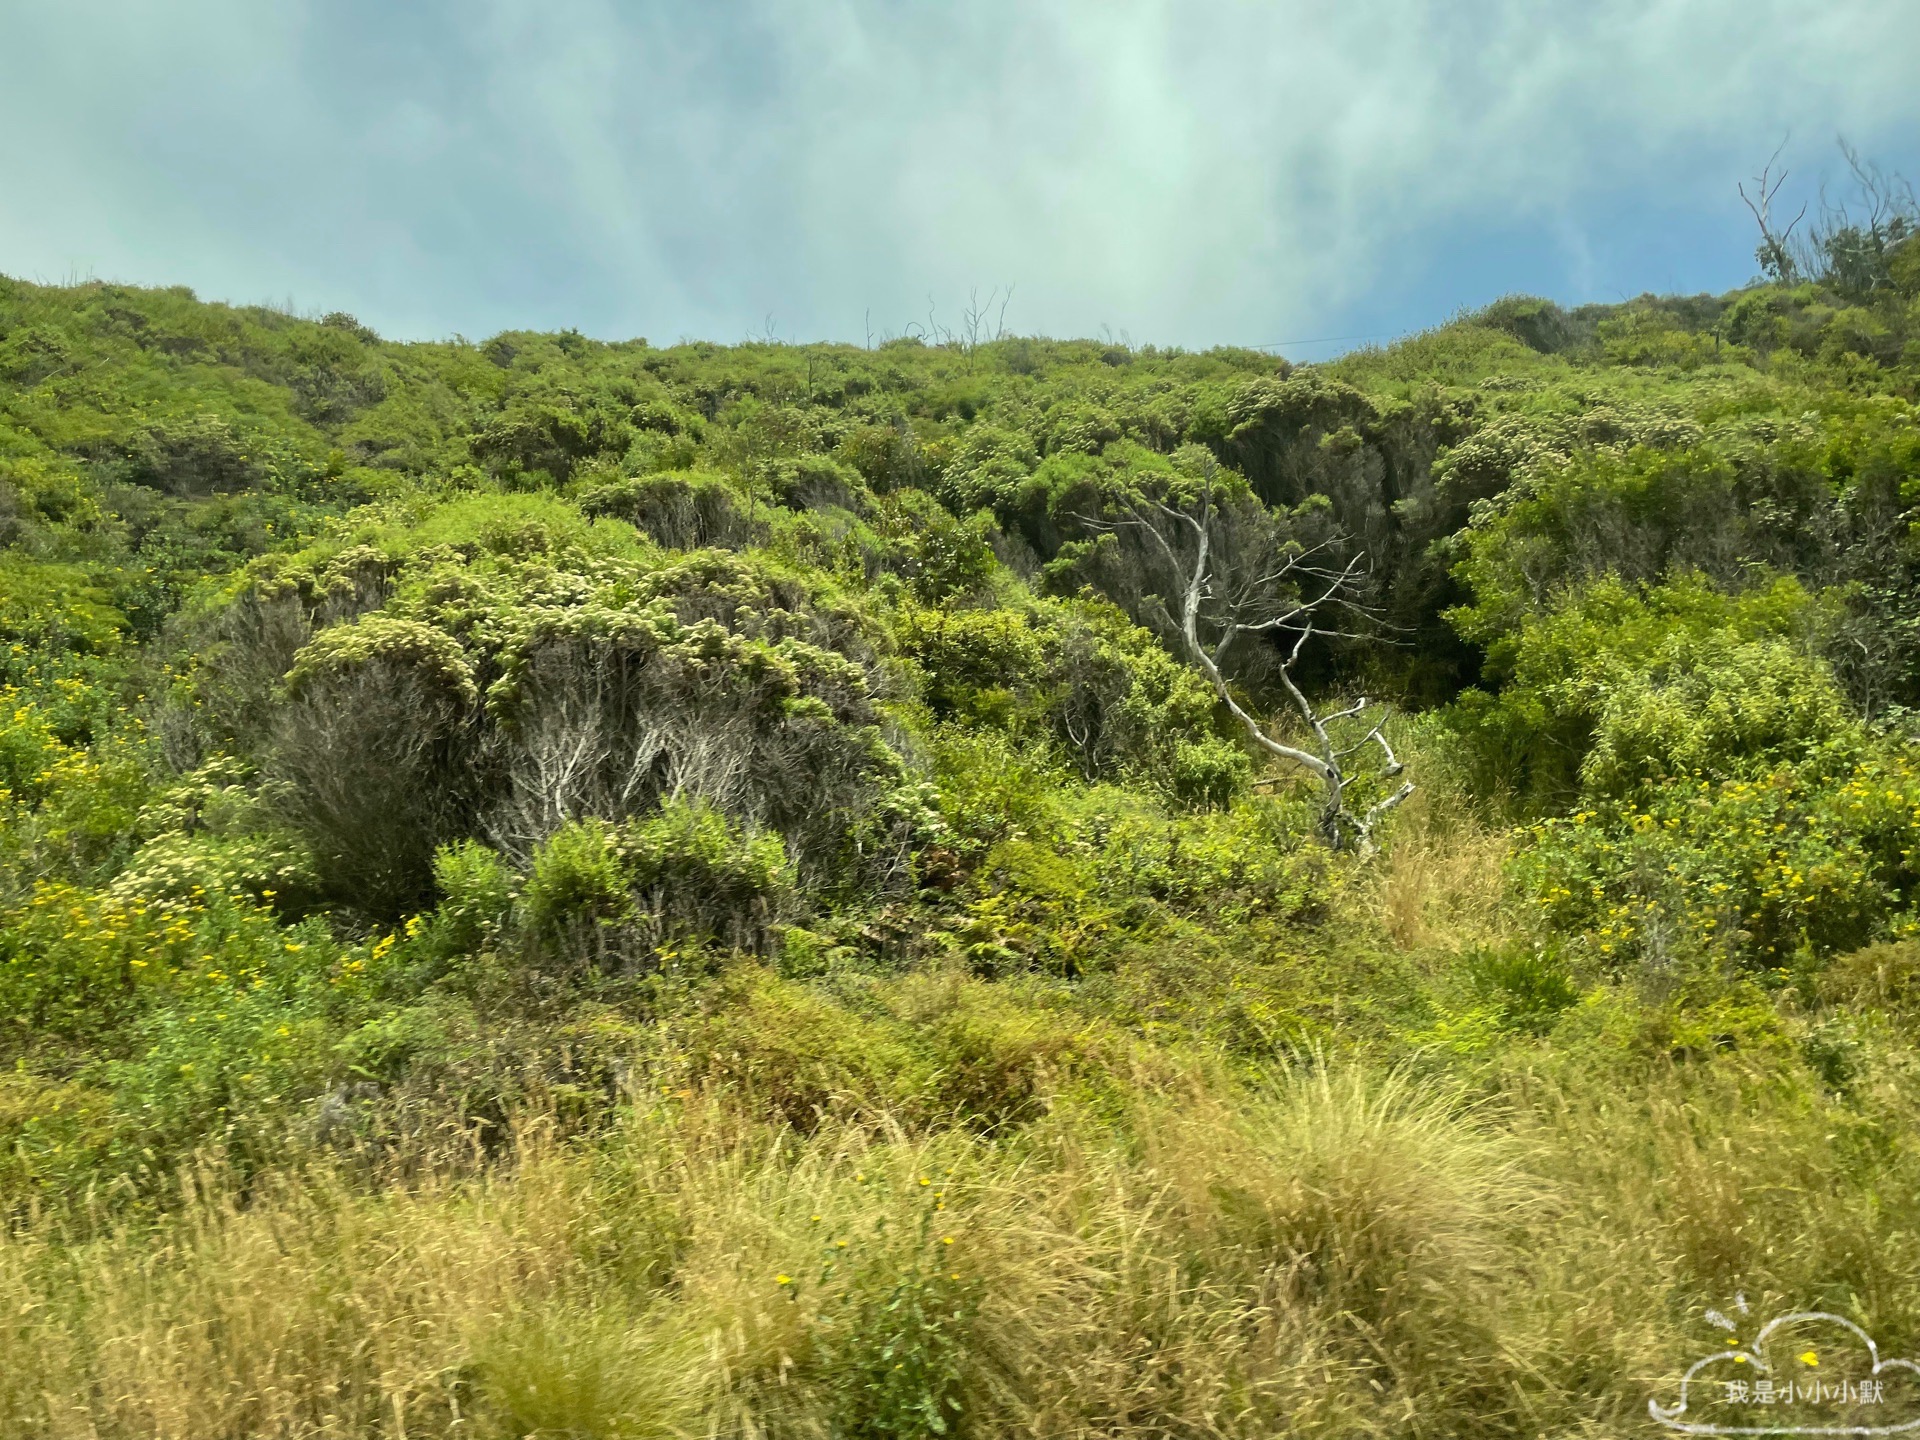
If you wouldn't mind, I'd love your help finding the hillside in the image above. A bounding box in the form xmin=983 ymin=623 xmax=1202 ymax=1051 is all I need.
xmin=3 ymin=252 xmax=1920 ymax=1437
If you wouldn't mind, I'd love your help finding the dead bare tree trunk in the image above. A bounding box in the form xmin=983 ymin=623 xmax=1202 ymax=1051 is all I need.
xmin=1098 ymin=463 xmax=1413 ymax=855
xmin=1740 ymin=140 xmax=1808 ymax=283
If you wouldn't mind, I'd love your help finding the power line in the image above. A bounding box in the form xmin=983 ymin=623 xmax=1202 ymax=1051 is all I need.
xmin=1248 ymin=330 xmax=1407 ymax=350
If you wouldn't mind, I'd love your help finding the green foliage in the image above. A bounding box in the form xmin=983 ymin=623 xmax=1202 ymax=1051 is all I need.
xmin=523 ymin=804 xmax=793 ymax=971
xmin=1517 ymin=752 xmax=1920 ymax=971
xmin=1445 ymin=574 xmax=1821 ymax=809
xmin=9 ymin=257 xmax=1920 ymax=1418
xmin=576 ymin=468 xmax=757 ymax=549
xmin=817 ymin=1204 xmax=982 ymax=1440
xmin=425 ymin=839 xmax=517 ymax=956
xmin=896 ymin=594 xmax=1243 ymax=799
xmin=0 ymin=692 xmax=149 ymax=885
xmin=1578 ymin=630 xmax=1855 ymax=798
xmin=0 ymin=561 xmax=124 ymax=668
xmin=1459 ymin=945 xmax=1580 ymax=1034
xmin=1471 ymin=295 xmax=1585 ymax=355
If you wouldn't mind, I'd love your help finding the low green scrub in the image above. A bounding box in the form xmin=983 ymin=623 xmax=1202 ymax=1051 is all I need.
xmin=6 ymin=259 xmax=1920 ymax=1432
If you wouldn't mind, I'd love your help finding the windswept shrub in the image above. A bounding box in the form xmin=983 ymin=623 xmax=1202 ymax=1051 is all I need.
xmin=271 ymin=614 xmax=482 ymax=911
xmin=481 ymin=591 xmax=895 ymax=878
xmin=577 ymin=470 xmax=758 ymax=550
xmin=1474 ymin=295 xmax=1583 ymax=354
xmin=122 ymin=413 xmax=267 ymax=498
xmin=193 ymin=521 xmax=908 ymax=907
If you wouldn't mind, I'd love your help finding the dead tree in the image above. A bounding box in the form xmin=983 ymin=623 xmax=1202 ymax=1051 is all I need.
xmin=1739 ymin=141 xmax=1808 ymax=283
xmin=1097 ymin=463 xmax=1413 ymax=854
xmin=958 ymin=285 xmax=1015 ymax=372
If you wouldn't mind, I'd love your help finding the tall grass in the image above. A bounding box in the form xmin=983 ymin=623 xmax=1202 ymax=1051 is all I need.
xmin=7 ymin=1042 xmax=1917 ymax=1439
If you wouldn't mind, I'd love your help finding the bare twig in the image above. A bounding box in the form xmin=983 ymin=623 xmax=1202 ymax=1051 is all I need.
xmin=1087 ymin=463 xmax=1412 ymax=854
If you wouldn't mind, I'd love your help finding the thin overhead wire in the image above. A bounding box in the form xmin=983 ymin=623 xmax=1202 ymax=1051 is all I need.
xmin=1248 ymin=330 xmax=1409 ymax=350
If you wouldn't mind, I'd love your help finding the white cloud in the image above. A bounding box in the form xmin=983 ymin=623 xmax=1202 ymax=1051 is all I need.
xmin=0 ymin=0 xmax=1915 ymax=345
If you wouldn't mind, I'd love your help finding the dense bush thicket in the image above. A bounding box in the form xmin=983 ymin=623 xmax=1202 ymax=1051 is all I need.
xmin=3 ymin=236 xmax=1920 ymax=1435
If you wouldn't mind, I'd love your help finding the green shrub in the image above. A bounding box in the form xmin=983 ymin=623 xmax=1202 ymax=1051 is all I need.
xmin=676 ymin=973 xmax=932 ymax=1129
xmin=0 ymin=563 xmax=124 ymax=671
xmin=1819 ymin=939 xmax=1920 ymax=1010
xmin=1166 ymin=735 xmax=1249 ymax=808
xmin=1578 ymin=631 xmax=1855 ymax=799
xmin=1461 ymin=945 xmax=1580 ymax=1034
xmin=122 ymin=413 xmax=268 ymax=497
xmin=109 ymin=831 xmax=317 ymax=909
xmin=0 ymin=698 xmax=149 ymax=885
xmin=1596 ymin=310 xmax=1719 ymax=368
xmin=1516 ymin=751 xmax=1920 ymax=971
xmin=1445 ymin=574 xmax=1820 ymax=811
xmin=521 ymin=820 xmax=635 ymax=970
xmin=576 ymin=470 xmax=757 ymax=550
xmin=425 ymin=839 xmax=517 ymax=957
xmin=897 ymin=595 xmax=1236 ymax=799
xmin=620 ymin=801 xmax=794 ymax=954
xmin=1474 ymin=295 xmax=1581 ymax=354
xmin=272 ymin=614 xmax=482 ymax=911
xmin=522 ymin=804 xmax=793 ymax=972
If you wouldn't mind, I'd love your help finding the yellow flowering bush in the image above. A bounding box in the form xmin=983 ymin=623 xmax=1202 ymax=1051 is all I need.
xmin=1518 ymin=754 xmax=1920 ymax=969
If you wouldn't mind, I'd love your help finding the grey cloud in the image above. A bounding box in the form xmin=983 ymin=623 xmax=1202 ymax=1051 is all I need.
xmin=0 ymin=0 xmax=1915 ymax=345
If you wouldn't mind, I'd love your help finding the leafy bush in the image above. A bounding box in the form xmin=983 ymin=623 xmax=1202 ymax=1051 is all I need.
xmin=1460 ymin=945 xmax=1580 ymax=1034
xmin=522 ymin=804 xmax=793 ymax=972
xmin=897 ymin=595 xmax=1241 ymax=800
xmin=123 ymin=413 xmax=268 ymax=497
xmin=1516 ymin=753 xmax=1920 ymax=971
xmin=1473 ymin=295 xmax=1583 ymax=354
xmin=0 ymin=562 xmax=123 ymax=671
xmin=1445 ymin=574 xmax=1820 ymax=810
xmin=576 ymin=470 xmax=758 ymax=550
xmin=424 ymin=839 xmax=517 ymax=957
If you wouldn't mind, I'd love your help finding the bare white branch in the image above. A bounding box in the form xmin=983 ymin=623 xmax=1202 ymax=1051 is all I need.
xmin=1089 ymin=479 xmax=1413 ymax=854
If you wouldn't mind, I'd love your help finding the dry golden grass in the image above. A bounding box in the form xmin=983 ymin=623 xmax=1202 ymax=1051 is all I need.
xmin=1356 ymin=780 xmax=1514 ymax=956
xmin=6 ymin=1042 xmax=1920 ymax=1439
xmin=0 ymin=1066 xmax=1524 ymax=1439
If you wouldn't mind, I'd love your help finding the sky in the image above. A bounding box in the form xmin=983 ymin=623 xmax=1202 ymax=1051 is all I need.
xmin=1 ymin=1 xmax=1917 ymax=358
